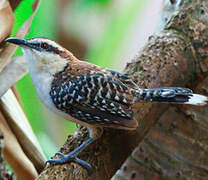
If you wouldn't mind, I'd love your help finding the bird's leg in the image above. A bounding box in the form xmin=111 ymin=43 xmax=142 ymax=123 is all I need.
xmin=47 ymin=126 xmax=103 ymax=170
xmin=47 ymin=137 xmax=93 ymax=169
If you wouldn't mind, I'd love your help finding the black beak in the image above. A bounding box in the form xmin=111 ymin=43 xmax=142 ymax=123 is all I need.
xmin=5 ymin=37 xmax=28 ymax=46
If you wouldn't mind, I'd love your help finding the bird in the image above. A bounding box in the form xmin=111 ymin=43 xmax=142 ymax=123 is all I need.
xmin=5 ymin=37 xmax=208 ymax=170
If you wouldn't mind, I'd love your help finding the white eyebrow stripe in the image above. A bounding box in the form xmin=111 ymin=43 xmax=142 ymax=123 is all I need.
xmin=28 ymin=38 xmax=65 ymax=52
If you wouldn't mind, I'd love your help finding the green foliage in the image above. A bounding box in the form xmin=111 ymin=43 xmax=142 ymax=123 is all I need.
xmin=77 ymin=0 xmax=111 ymax=8
xmin=86 ymin=1 xmax=148 ymax=69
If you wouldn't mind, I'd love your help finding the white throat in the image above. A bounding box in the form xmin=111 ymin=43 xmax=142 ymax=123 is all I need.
xmin=22 ymin=48 xmax=68 ymax=76
xmin=22 ymin=47 xmax=68 ymax=115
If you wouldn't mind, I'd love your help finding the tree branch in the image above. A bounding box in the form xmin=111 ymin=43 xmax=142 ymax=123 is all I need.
xmin=112 ymin=0 xmax=208 ymax=179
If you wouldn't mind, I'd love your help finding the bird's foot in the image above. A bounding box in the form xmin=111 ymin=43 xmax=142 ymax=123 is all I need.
xmin=46 ymin=151 xmax=92 ymax=170
xmin=47 ymin=137 xmax=94 ymax=172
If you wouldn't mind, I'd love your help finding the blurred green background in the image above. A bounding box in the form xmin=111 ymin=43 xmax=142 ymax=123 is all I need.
xmin=11 ymin=0 xmax=161 ymax=158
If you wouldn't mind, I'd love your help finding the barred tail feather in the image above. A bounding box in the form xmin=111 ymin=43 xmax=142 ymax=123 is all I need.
xmin=136 ymin=87 xmax=208 ymax=106
xmin=184 ymin=94 xmax=208 ymax=106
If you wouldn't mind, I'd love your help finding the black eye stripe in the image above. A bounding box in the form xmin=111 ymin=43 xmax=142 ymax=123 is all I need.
xmin=27 ymin=43 xmax=39 ymax=50
xmin=30 ymin=43 xmax=53 ymax=52
xmin=28 ymin=42 xmax=61 ymax=55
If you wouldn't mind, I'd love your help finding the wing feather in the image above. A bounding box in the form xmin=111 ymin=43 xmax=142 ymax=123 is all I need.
xmin=50 ymin=72 xmax=137 ymax=129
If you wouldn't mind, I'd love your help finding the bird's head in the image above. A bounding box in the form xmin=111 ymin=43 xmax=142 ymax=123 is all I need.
xmin=5 ymin=37 xmax=74 ymax=75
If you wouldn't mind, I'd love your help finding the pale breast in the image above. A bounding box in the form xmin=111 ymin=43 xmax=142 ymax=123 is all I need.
xmin=29 ymin=70 xmax=89 ymax=126
xmin=31 ymin=71 xmax=57 ymax=112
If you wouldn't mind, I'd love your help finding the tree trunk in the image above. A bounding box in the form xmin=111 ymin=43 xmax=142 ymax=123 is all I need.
xmin=37 ymin=0 xmax=208 ymax=179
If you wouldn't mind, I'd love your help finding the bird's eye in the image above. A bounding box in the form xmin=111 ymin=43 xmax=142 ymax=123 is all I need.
xmin=41 ymin=43 xmax=48 ymax=49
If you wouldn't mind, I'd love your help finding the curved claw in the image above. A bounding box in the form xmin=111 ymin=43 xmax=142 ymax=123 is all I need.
xmin=46 ymin=155 xmax=92 ymax=170
xmin=46 ymin=156 xmax=70 ymax=164
xmin=74 ymin=157 xmax=92 ymax=170
xmin=47 ymin=151 xmax=75 ymax=164
xmin=46 ymin=137 xmax=94 ymax=171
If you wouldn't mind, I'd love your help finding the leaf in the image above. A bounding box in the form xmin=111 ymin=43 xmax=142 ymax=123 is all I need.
xmin=0 ymin=56 xmax=28 ymax=98
xmin=0 ymin=0 xmax=40 ymax=73
xmin=8 ymin=0 xmax=22 ymax=11
xmin=0 ymin=110 xmax=38 ymax=179
xmin=0 ymin=0 xmax=46 ymax=174
xmin=0 ymin=89 xmax=46 ymax=173
xmin=0 ymin=0 xmax=14 ymax=43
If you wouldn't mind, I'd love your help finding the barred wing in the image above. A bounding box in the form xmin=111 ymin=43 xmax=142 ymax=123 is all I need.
xmin=50 ymin=73 xmax=138 ymax=129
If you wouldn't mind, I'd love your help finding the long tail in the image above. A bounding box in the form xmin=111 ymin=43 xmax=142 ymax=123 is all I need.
xmin=135 ymin=87 xmax=208 ymax=106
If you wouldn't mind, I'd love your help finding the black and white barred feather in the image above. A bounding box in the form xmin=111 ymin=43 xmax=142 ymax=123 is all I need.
xmin=50 ymin=66 xmax=208 ymax=129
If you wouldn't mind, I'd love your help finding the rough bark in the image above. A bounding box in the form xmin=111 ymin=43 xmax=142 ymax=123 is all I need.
xmin=37 ymin=0 xmax=208 ymax=179
xmin=0 ymin=133 xmax=14 ymax=180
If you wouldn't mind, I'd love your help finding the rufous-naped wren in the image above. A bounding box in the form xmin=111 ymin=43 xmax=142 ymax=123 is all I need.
xmin=6 ymin=37 xmax=208 ymax=169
